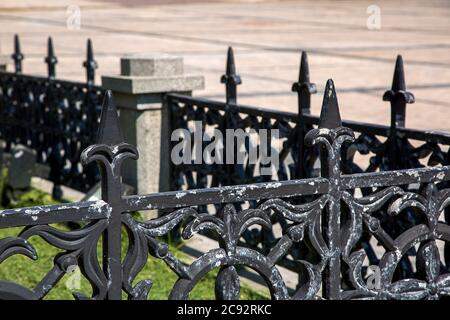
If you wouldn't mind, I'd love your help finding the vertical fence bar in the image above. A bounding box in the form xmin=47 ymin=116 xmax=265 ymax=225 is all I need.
xmin=44 ymin=37 xmax=62 ymax=199
xmin=221 ymin=47 xmax=242 ymax=105
xmin=99 ymin=92 xmax=123 ymax=300
xmin=83 ymin=39 xmax=97 ymax=86
xmin=82 ymin=91 xmax=131 ymax=300
xmin=291 ymin=51 xmax=316 ymax=179
xmin=382 ymin=55 xmax=415 ymax=169
xmin=11 ymin=34 xmax=24 ymax=74
xmin=319 ymin=80 xmax=342 ymax=299
xmin=44 ymin=37 xmax=57 ymax=79
xmin=221 ymin=47 xmax=242 ymax=185
xmin=82 ymin=38 xmax=100 ymax=201
xmin=305 ymin=79 xmax=350 ymax=299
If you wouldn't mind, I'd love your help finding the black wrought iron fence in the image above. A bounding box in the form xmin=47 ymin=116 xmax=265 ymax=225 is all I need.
xmin=0 ymin=35 xmax=105 ymax=198
xmin=0 ymin=37 xmax=449 ymax=299
xmin=0 ymin=86 xmax=449 ymax=300
xmin=166 ymin=47 xmax=450 ymax=285
xmin=168 ymin=48 xmax=450 ymax=188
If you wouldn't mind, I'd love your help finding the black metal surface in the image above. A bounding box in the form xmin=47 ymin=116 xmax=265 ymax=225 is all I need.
xmin=221 ymin=47 xmax=241 ymax=105
xmin=291 ymin=51 xmax=317 ymax=179
xmin=0 ymin=35 xmax=105 ymax=198
xmin=0 ymin=86 xmax=449 ymax=300
xmin=167 ymin=47 xmax=450 ymax=285
xmin=11 ymin=35 xmax=23 ymax=74
xmin=168 ymin=48 xmax=450 ymax=188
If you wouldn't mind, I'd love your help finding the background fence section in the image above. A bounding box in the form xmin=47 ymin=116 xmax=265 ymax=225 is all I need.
xmin=166 ymin=48 xmax=450 ymax=283
xmin=0 ymin=35 xmax=104 ymax=199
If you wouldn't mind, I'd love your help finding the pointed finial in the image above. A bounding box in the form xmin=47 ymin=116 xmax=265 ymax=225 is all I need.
xmin=96 ymin=90 xmax=124 ymax=146
xmin=299 ymin=51 xmax=310 ymax=83
xmin=83 ymin=39 xmax=98 ymax=85
xmin=305 ymin=79 xmax=353 ymax=178
xmin=292 ymin=51 xmax=316 ymax=89
xmin=391 ymin=55 xmax=405 ymax=91
xmin=292 ymin=51 xmax=317 ymax=179
xmin=319 ymin=79 xmax=342 ymax=129
xmin=382 ymin=55 xmax=414 ymax=129
xmin=225 ymin=46 xmax=237 ymax=76
xmin=44 ymin=37 xmax=57 ymax=79
xmin=11 ymin=34 xmax=24 ymax=73
xmin=220 ymin=46 xmax=242 ymax=104
xmin=383 ymin=55 xmax=414 ymax=104
xmin=291 ymin=51 xmax=316 ymax=114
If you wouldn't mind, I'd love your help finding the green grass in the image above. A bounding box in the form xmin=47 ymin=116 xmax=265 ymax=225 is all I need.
xmin=0 ymin=188 xmax=268 ymax=300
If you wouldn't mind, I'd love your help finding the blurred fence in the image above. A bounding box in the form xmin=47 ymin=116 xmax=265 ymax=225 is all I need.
xmin=0 ymin=35 xmax=104 ymax=198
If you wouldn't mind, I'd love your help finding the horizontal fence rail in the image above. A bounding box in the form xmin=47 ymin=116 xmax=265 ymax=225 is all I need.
xmin=167 ymin=93 xmax=450 ymax=145
xmin=0 ymin=85 xmax=449 ymax=300
xmin=0 ymin=35 xmax=104 ymax=198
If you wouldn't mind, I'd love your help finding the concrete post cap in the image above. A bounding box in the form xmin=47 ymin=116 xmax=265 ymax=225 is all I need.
xmin=120 ymin=53 xmax=184 ymax=77
xmin=102 ymin=53 xmax=204 ymax=95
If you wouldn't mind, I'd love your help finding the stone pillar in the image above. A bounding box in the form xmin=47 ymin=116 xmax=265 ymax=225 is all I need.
xmin=102 ymin=54 xmax=204 ymax=196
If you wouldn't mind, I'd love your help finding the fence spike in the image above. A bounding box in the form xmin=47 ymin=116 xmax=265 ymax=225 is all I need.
xmin=299 ymin=51 xmax=310 ymax=82
xmin=225 ymin=46 xmax=237 ymax=76
xmin=291 ymin=51 xmax=317 ymax=113
xmin=44 ymin=37 xmax=58 ymax=79
xmin=83 ymin=39 xmax=98 ymax=86
xmin=220 ymin=46 xmax=242 ymax=104
xmin=96 ymin=90 xmax=124 ymax=146
xmin=382 ymin=55 xmax=415 ymax=129
xmin=383 ymin=55 xmax=415 ymax=103
xmin=11 ymin=34 xmax=24 ymax=74
xmin=392 ymin=55 xmax=406 ymax=91
xmin=381 ymin=55 xmax=415 ymax=169
xmin=319 ymin=79 xmax=342 ymax=129
xmin=291 ymin=51 xmax=317 ymax=179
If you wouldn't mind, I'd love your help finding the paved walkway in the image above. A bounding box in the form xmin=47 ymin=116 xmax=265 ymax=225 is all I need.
xmin=0 ymin=0 xmax=449 ymax=130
